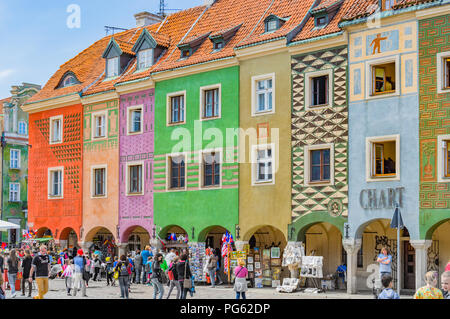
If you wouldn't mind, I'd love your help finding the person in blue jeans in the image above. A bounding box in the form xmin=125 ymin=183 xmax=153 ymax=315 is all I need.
xmin=141 ymin=246 xmax=152 ymax=284
xmin=377 ymin=247 xmax=392 ymax=280
xmin=234 ymin=260 xmax=248 ymax=299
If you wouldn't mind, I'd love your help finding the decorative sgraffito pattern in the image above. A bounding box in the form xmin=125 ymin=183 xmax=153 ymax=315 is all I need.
xmin=153 ymin=147 xmax=239 ymax=192
xmin=291 ymin=46 xmax=348 ymax=221
xmin=419 ymin=15 xmax=450 ymax=211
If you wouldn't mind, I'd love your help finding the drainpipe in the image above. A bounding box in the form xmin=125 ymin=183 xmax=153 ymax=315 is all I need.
xmin=1 ymin=132 xmax=5 ymax=244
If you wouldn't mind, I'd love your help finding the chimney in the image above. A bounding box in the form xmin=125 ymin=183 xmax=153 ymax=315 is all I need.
xmin=134 ymin=11 xmax=163 ymax=27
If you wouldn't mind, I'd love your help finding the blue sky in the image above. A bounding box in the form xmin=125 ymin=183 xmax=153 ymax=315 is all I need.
xmin=0 ymin=0 xmax=203 ymax=98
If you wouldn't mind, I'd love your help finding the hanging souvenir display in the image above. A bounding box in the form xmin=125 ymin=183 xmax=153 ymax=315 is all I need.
xmin=189 ymin=242 xmax=206 ymax=282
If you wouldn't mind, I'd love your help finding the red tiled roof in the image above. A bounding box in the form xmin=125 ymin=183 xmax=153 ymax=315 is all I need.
xmin=147 ymin=31 xmax=171 ymax=48
xmin=115 ymin=39 xmax=135 ymax=56
xmin=0 ymin=97 xmax=11 ymax=104
xmin=312 ymin=0 xmax=344 ymax=13
xmin=179 ymin=32 xmax=211 ymax=46
xmin=210 ymin=24 xmax=242 ymax=38
xmin=392 ymin=0 xmax=438 ymax=9
xmin=292 ymin=0 xmax=360 ymax=42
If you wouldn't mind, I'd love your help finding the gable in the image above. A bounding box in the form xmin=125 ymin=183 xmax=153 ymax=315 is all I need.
xmin=102 ymin=38 xmax=122 ymax=59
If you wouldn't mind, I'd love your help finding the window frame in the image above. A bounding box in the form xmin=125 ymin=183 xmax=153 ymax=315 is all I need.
xmin=199 ymin=84 xmax=221 ymax=121
xmin=199 ymin=149 xmax=222 ymax=189
xmin=106 ymin=56 xmax=119 ymax=78
xmin=9 ymin=183 xmax=20 ymax=202
xmin=366 ymin=135 xmax=400 ymax=182
xmin=251 ymin=143 xmax=276 ymax=186
xmin=166 ymin=91 xmax=187 ymax=126
xmin=365 ymin=56 xmax=400 ymax=100
xmin=48 ymin=167 xmax=64 ymax=199
xmin=91 ymin=165 xmax=107 ymax=198
xmin=303 ymin=143 xmax=335 ymax=187
xmin=91 ymin=110 xmax=108 ymax=140
xmin=304 ymin=69 xmax=333 ymax=110
xmin=49 ymin=115 xmax=63 ymax=145
xmin=251 ymin=73 xmax=276 ymax=117
xmin=125 ymin=161 xmax=145 ymax=196
xmin=10 ymin=149 xmax=20 ymax=170
xmin=437 ymin=51 xmax=450 ymax=94
xmin=126 ymin=105 xmax=144 ymax=135
xmin=265 ymin=19 xmax=279 ymax=33
xmin=166 ymin=153 xmax=187 ymax=191
xmin=382 ymin=0 xmax=397 ymax=11
xmin=436 ymin=134 xmax=450 ymax=183
xmin=18 ymin=121 xmax=27 ymax=135
xmin=137 ymin=48 xmax=153 ymax=70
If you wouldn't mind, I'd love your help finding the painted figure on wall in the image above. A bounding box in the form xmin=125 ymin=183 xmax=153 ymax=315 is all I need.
xmin=371 ymin=33 xmax=388 ymax=55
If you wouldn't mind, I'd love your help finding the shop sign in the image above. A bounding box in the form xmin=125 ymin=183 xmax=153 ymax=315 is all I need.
xmin=359 ymin=187 xmax=405 ymax=209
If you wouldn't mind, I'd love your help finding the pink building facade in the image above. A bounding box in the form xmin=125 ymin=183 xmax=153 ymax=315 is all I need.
xmin=118 ymin=89 xmax=154 ymax=249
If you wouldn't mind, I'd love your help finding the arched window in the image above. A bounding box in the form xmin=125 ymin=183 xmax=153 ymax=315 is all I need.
xmin=63 ymin=75 xmax=77 ymax=87
xmin=128 ymin=234 xmax=141 ymax=252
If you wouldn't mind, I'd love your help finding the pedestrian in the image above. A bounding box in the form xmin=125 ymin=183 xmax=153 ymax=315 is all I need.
xmin=414 ymin=271 xmax=444 ymax=299
xmin=166 ymin=256 xmax=181 ymax=299
xmin=378 ymin=274 xmax=400 ymax=299
xmin=0 ymin=269 xmax=5 ymax=300
xmin=105 ymin=257 xmax=114 ymax=286
xmin=114 ymin=255 xmax=132 ymax=299
xmin=6 ymin=249 xmax=19 ymax=298
xmin=376 ymin=247 xmax=392 ymax=280
xmin=165 ymin=248 xmax=177 ymax=265
xmin=234 ymin=259 xmax=248 ymax=299
xmin=0 ymin=251 xmax=4 ymax=274
xmin=141 ymin=245 xmax=152 ymax=284
xmin=176 ymin=253 xmax=192 ymax=299
xmin=207 ymin=251 xmax=219 ymax=288
xmin=112 ymin=256 xmax=119 ymax=286
xmin=144 ymin=257 xmax=152 ymax=285
xmin=29 ymin=245 xmax=51 ymax=299
xmin=445 ymin=260 xmax=450 ymax=272
xmin=127 ymin=253 xmax=134 ymax=288
xmin=441 ymin=271 xmax=449 ymax=299
xmin=133 ymin=250 xmax=143 ymax=284
xmin=150 ymin=253 xmax=165 ymax=299
xmin=93 ymin=254 xmax=101 ymax=281
xmin=20 ymin=249 xmax=33 ymax=297
xmin=84 ymin=252 xmax=92 ymax=287
xmin=62 ymin=260 xmax=74 ymax=296
xmin=72 ymin=249 xmax=87 ymax=297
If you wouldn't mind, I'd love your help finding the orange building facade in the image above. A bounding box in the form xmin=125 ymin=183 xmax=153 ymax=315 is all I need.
xmin=28 ymin=103 xmax=83 ymax=246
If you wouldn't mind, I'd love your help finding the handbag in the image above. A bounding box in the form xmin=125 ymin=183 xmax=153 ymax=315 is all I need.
xmin=183 ymin=261 xmax=192 ymax=289
xmin=113 ymin=271 xmax=119 ymax=280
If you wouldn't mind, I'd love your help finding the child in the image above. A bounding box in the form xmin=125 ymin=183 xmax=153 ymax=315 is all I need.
xmin=378 ymin=274 xmax=399 ymax=299
xmin=106 ymin=257 xmax=114 ymax=286
xmin=112 ymin=256 xmax=119 ymax=287
xmin=145 ymin=257 xmax=152 ymax=285
xmin=62 ymin=260 xmax=75 ymax=296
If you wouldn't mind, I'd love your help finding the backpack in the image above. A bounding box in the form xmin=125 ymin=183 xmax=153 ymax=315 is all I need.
xmin=120 ymin=263 xmax=129 ymax=277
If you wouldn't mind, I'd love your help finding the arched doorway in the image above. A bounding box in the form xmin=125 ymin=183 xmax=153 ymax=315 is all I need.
xmin=428 ymin=219 xmax=450 ymax=276
xmin=355 ymin=219 xmax=414 ymax=291
xmin=198 ymin=225 xmax=231 ymax=251
xmin=36 ymin=227 xmax=52 ymax=238
xmin=84 ymin=227 xmax=117 ymax=261
xmin=124 ymin=226 xmax=150 ymax=253
xmin=160 ymin=225 xmax=189 ymax=251
xmin=59 ymin=227 xmax=78 ymax=251
xmin=245 ymin=225 xmax=287 ymax=287
xmin=302 ymin=222 xmax=344 ymax=280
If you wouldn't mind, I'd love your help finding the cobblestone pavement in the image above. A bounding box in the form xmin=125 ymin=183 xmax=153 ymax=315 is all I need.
xmin=4 ymin=278 xmax=413 ymax=299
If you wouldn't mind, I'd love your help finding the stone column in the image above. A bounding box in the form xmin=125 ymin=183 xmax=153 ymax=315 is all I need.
xmin=81 ymin=241 xmax=92 ymax=254
xmin=234 ymin=241 xmax=249 ymax=251
xmin=343 ymin=238 xmax=362 ymax=294
xmin=118 ymin=243 xmax=128 ymax=257
xmin=410 ymin=239 xmax=432 ymax=290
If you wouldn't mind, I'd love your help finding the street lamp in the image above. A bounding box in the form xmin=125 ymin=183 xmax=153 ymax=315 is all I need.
xmin=152 ymin=226 xmax=156 ymax=239
xmin=191 ymin=227 xmax=195 ymax=241
xmin=235 ymin=225 xmax=240 ymax=240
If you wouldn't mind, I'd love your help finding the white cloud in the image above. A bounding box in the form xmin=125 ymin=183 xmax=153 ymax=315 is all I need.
xmin=0 ymin=69 xmax=15 ymax=80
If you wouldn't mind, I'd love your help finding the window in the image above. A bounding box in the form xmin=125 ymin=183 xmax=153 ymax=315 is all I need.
xmin=93 ymin=167 xmax=106 ymax=197
xmin=107 ymin=57 xmax=119 ymax=78
xmin=436 ymin=134 xmax=450 ymax=182
xmin=357 ymin=238 xmax=363 ymax=268
xmin=372 ymin=62 xmax=396 ymax=95
xmin=128 ymin=164 xmax=143 ymax=194
xmin=255 ymin=148 xmax=273 ymax=183
xmin=252 ymin=74 xmax=275 ymax=115
xmin=310 ymin=149 xmax=330 ymax=183
xmin=181 ymin=49 xmax=191 ymax=59
xmin=93 ymin=113 xmax=106 ymax=138
xmin=201 ymin=86 xmax=220 ymax=119
xmin=382 ymin=0 xmax=397 ymax=10
xmin=266 ymin=19 xmax=278 ymax=32
xmin=446 ymin=141 xmax=450 ymax=178
xmin=128 ymin=107 xmax=143 ymax=134
xmin=366 ymin=135 xmax=399 ymax=181
xmin=169 ymin=95 xmax=185 ymax=124
xmin=315 ymin=16 xmax=327 ymax=27
xmin=9 ymin=183 xmax=20 ymax=202
xmin=10 ymin=149 xmax=20 ymax=169
xmin=169 ymin=156 xmax=185 ymax=189
xmin=18 ymin=121 xmax=27 ymax=135
xmin=311 ymin=75 xmax=328 ymax=106
xmin=202 ymin=152 xmax=221 ymax=187
xmin=138 ymin=49 xmax=153 ymax=70
xmin=62 ymin=75 xmax=77 ymax=87
xmin=50 ymin=116 xmax=63 ymax=144
xmin=437 ymin=52 xmax=450 ymax=94
xmin=48 ymin=168 xmax=63 ymax=198
xmin=213 ymin=41 xmax=224 ymax=50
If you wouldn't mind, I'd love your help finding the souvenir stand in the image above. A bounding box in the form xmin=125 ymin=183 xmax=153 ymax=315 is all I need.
xmin=276 ymin=242 xmax=305 ymax=293
xmin=300 ymin=255 xmax=324 ymax=291
xmin=229 ymin=250 xmax=247 ymax=283
xmin=189 ymin=242 xmax=206 ymax=282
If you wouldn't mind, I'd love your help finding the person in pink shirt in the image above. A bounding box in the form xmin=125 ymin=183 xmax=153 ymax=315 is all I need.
xmin=234 ymin=259 xmax=248 ymax=299
xmin=445 ymin=260 xmax=450 ymax=272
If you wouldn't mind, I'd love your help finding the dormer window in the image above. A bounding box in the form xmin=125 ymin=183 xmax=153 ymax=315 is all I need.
xmin=181 ymin=49 xmax=191 ymax=59
xmin=138 ymin=49 xmax=153 ymax=70
xmin=63 ymin=75 xmax=77 ymax=87
xmin=209 ymin=24 xmax=241 ymax=53
xmin=266 ymin=19 xmax=278 ymax=32
xmin=178 ymin=33 xmax=210 ymax=60
xmin=382 ymin=0 xmax=397 ymax=11
xmin=107 ymin=57 xmax=119 ymax=78
xmin=264 ymin=15 xmax=287 ymax=33
xmin=214 ymin=41 xmax=224 ymax=51
xmin=315 ymin=15 xmax=328 ymax=28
